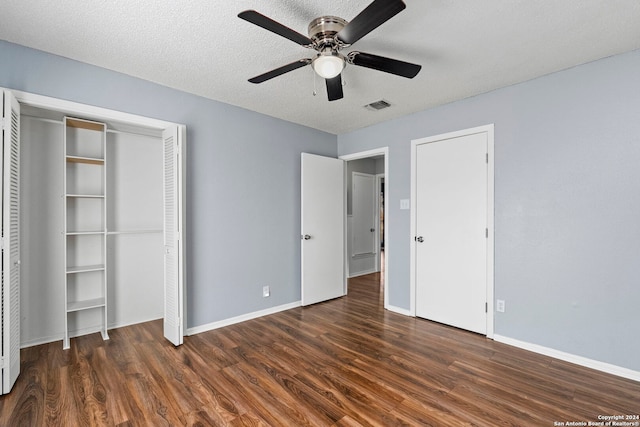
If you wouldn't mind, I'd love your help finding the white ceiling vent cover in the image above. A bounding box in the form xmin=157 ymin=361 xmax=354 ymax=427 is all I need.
xmin=364 ymin=99 xmax=392 ymax=111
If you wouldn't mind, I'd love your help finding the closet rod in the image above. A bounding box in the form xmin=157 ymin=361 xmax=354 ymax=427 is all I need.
xmin=107 ymin=229 xmax=163 ymax=235
xmin=21 ymin=114 xmax=161 ymax=139
xmin=106 ymin=129 xmax=161 ymax=139
xmin=22 ymin=115 xmax=62 ymax=126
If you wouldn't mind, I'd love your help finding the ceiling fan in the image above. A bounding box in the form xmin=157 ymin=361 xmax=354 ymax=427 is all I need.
xmin=238 ymin=0 xmax=422 ymax=101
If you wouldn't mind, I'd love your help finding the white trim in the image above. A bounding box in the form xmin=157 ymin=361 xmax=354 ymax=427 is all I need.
xmin=20 ymin=335 xmax=63 ymax=349
xmin=375 ymin=173 xmax=384 ymax=273
xmin=186 ymin=302 xmax=301 ymax=336
xmin=339 ymin=147 xmax=389 ymax=310
xmin=348 ymin=268 xmax=378 ymax=278
xmin=386 ymin=304 xmax=413 ymax=317
xmin=20 ymin=317 xmax=165 ymax=349
xmin=494 ymin=335 xmax=640 ymax=382
xmin=7 ymin=87 xmax=189 ymax=346
xmin=12 ymin=90 xmax=174 ymax=130
xmin=410 ymin=124 xmax=495 ymax=337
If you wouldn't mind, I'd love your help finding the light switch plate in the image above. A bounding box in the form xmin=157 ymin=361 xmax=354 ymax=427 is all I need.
xmin=400 ymin=199 xmax=410 ymax=210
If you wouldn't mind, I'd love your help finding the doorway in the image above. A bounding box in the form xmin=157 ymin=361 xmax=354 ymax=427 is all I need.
xmin=339 ymin=148 xmax=389 ymax=309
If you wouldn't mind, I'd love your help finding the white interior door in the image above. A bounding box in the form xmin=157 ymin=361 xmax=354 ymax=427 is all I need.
xmin=163 ymin=125 xmax=185 ymax=346
xmin=415 ymin=132 xmax=488 ymax=334
xmin=352 ymin=172 xmax=376 ymax=256
xmin=2 ymin=90 xmax=20 ymax=394
xmin=301 ymin=153 xmax=344 ymax=306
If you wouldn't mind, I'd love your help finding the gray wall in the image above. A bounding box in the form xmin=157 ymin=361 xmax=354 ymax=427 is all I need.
xmin=4 ymin=39 xmax=639 ymax=373
xmin=338 ymin=49 xmax=640 ymax=371
xmin=0 ymin=40 xmax=337 ymax=330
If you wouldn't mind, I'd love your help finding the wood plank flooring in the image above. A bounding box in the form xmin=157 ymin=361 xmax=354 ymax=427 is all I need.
xmin=1 ymin=272 xmax=639 ymax=426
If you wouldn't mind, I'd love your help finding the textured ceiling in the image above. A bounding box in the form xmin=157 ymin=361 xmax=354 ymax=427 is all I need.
xmin=1 ymin=1 xmax=640 ymax=134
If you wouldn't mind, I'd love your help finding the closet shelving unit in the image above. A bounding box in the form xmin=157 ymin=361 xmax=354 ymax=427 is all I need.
xmin=63 ymin=117 xmax=109 ymax=349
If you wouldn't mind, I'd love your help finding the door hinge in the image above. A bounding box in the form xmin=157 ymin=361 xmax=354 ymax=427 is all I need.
xmin=1 ymin=118 xmax=5 ymax=131
xmin=485 ymin=228 xmax=488 ymax=238
xmin=0 ymin=357 xmax=5 ymax=369
xmin=486 ymin=153 xmax=488 ymax=163
xmin=485 ymin=302 xmax=488 ymax=313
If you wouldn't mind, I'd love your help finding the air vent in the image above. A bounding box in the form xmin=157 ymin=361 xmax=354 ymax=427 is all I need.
xmin=364 ymin=99 xmax=392 ymax=111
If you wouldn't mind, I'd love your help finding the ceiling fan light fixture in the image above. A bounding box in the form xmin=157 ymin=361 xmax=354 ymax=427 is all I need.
xmin=312 ymin=52 xmax=345 ymax=79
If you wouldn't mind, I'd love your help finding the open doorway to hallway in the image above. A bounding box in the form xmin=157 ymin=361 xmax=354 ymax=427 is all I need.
xmin=345 ymin=154 xmax=385 ymax=291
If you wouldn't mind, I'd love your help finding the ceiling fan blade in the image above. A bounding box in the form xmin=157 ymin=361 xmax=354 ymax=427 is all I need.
xmin=326 ymin=75 xmax=344 ymax=101
xmin=348 ymin=51 xmax=421 ymax=78
xmin=238 ymin=10 xmax=314 ymax=47
xmin=249 ymin=59 xmax=312 ymax=84
xmin=336 ymin=0 xmax=406 ymax=45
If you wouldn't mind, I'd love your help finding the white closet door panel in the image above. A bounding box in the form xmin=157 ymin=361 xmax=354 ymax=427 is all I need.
xmin=163 ymin=125 xmax=183 ymax=346
xmin=2 ymin=90 xmax=20 ymax=394
xmin=415 ymin=132 xmax=488 ymax=334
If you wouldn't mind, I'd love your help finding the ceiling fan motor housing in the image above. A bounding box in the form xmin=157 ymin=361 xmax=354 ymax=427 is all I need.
xmin=308 ymin=16 xmax=348 ymax=49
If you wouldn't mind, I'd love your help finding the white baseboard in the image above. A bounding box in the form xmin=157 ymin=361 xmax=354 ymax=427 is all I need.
xmin=186 ymin=301 xmax=302 ymax=336
xmin=21 ymin=334 xmax=64 ymax=349
xmin=20 ymin=317 xmax=164 ymax=349
xmin=109 ymin=317 xmax=163 ymax=331
xmin=348 ymin=268 xmax=378 ymax=278
xmin=20 ymin=326 xmax=102 ymax=349
xmin=385 ymin=304 xmax=413 ymax=317
xmin=493 ymin=335 xmax=640 ymax=383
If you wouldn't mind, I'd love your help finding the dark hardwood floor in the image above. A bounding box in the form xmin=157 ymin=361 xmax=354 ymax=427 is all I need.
xmin=2 ymin=272 xmax=639 ymax=426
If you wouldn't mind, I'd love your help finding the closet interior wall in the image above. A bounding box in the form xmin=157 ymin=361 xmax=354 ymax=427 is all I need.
xmin=20 ymin=105 xmax=164 ymax=347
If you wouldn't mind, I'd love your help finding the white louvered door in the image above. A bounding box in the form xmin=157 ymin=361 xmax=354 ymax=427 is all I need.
xmin=163 ymin=125 xmax=184 ymax=346
xmin=1 ymin=90 xmax=20 ymax=394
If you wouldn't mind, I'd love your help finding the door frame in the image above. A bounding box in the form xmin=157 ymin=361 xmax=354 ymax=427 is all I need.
xmin=8 ymin=88 xmax=188 ymax=345
xmin=339 ymin=148 xmax=389 ymax=310
xmin=375 ymin=173 xmax=384 ymax=272
xmin=410 ymin=125 xmax=494 ymax=338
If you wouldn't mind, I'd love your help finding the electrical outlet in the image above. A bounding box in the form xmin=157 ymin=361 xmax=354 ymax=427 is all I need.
xmin=262 ymin=286 xmax=270 ymax=298
xmin=496 ymin=299 xmax=505 ymax=313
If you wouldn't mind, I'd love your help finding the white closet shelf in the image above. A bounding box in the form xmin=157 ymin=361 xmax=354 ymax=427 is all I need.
xmin=66 ymin=298 xmax=105 ymax=312
xmin=66 ymin=155 xmax=104 ymax=165
xmin=66 ymin=264 xmax=105 ymax=274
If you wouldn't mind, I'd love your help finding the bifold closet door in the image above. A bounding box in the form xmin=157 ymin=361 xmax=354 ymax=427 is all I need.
xmin=1 ymin=90 xmax=21 ymax=394
xmin=163 ymin=125 xmax=184 ymax=346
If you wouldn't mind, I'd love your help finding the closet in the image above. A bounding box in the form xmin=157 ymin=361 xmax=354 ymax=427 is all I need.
xmin=1 ymin=88 xmax=185 ymax=394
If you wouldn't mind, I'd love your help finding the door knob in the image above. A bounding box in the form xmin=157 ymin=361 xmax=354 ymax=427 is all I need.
xmin=415 ymin=236 xmax=424 ymax=243
xmin=370 ymin=228 xmax=375 ymax=232
xmin=302 ymin=234 xmax=312 ymax=240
